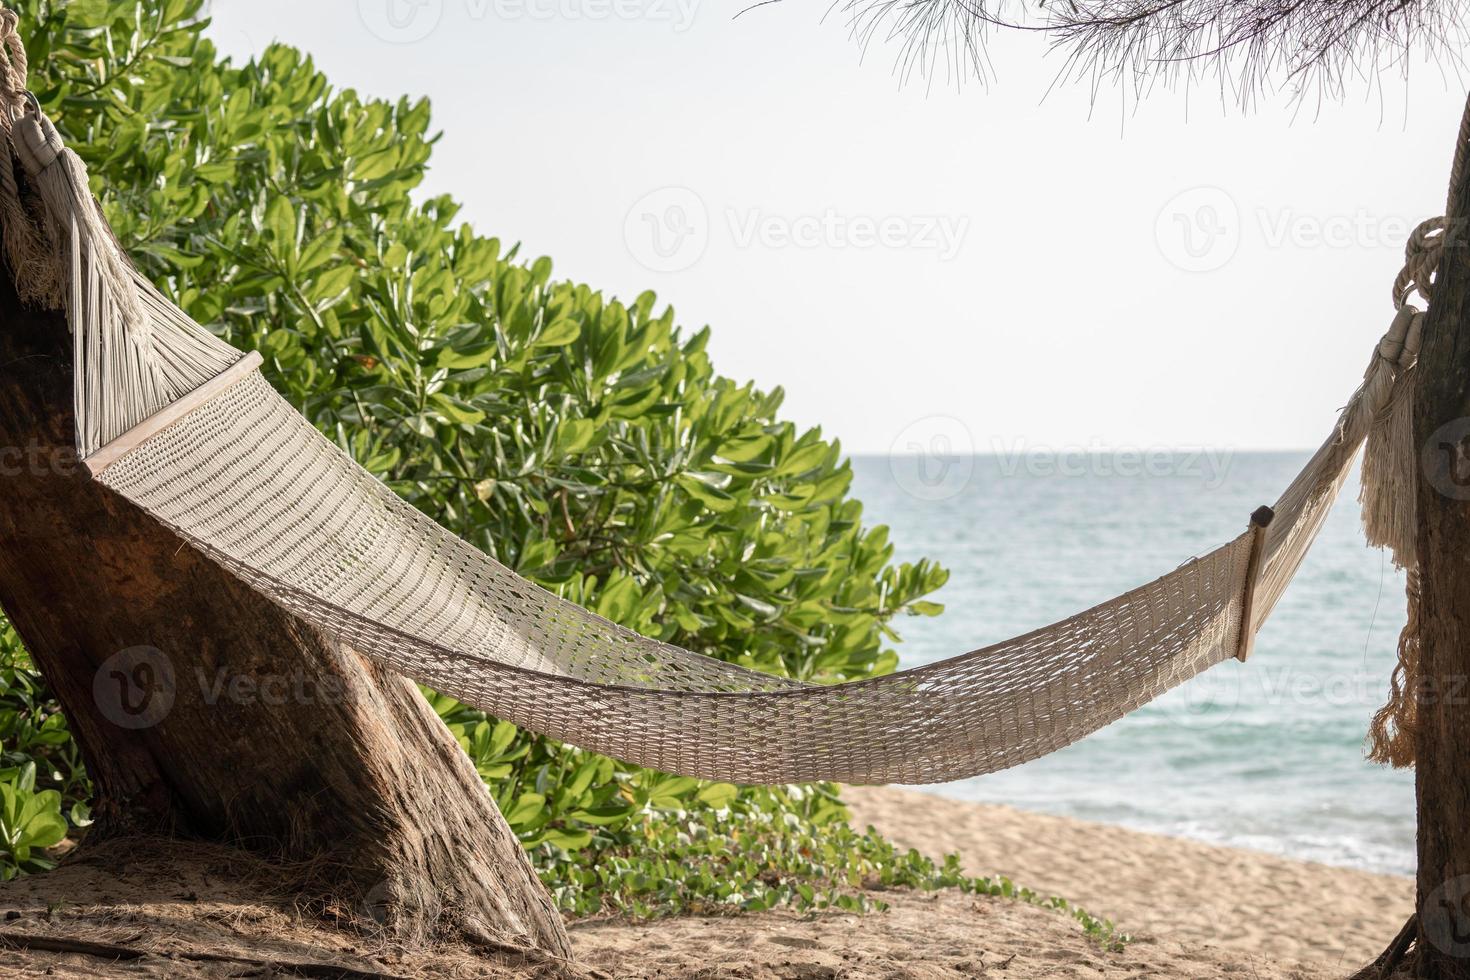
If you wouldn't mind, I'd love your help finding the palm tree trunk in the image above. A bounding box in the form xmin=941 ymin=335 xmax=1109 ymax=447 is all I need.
xmin=0 ymin=255 xmax=572 ymax=957
xmin=1410 ymin=90 xmax=1470 ymax=980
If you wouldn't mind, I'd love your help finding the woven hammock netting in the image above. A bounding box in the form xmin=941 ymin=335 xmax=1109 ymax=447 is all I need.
xmin=91 ymin=368 xmax=1351 ymax=784
xmin=0 ymin=21 xmax=1436 ymax=782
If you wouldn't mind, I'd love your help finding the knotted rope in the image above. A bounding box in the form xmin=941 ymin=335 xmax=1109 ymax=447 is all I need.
xmin=0 ymin=4 xmax=63 ymax=311
xmin=1362 ymin=219 xmax=1437 ymax=568
xmin=1392 ymin=217 xmax=1443 ymax=311
xmin=0 ymin=5 xmax=26 ymax=123
xmin=0 ymin=1 xmax=155 ymax=455
xmin=1361 ymin=244 xmax=1426 ymax=767
xmin=1361 ymin=93 xmax=1470 ymax=768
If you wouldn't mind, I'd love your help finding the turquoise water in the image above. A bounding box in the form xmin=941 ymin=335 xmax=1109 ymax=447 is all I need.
xmin=850 ymin=451 xmax=1415 ymax=876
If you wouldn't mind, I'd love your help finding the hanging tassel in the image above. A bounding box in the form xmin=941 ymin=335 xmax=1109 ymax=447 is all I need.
xmin=1361 ymin=373 xmax=1423 ymax=768
xmin=0 ymin=8 xmax=63 ymax=312
xmin=9 ymin=98 xmax=153 ymax=457
xmin=1359 ymin=305 xmax=1423 ymax=569
xmin=1367 ymin=570 xmax=1422 ymax=767
xmin=0 ymin=128 xmax=64 ymax=311
xmin=0 ymin=21 xmax=241 ymax=465
xmin=10 ymin=104 xmax=141 ymax=323
xmin=1359 ymin=221 xmax=1438 ymax=769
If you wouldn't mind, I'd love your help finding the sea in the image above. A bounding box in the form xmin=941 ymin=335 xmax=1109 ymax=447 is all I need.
xmin=849 ymin=450 xmax=1415 ymax=877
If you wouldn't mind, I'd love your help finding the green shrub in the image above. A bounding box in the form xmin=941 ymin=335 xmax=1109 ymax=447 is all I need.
xmin=5 ymin=0 xmax=948 ymax=884
xmin=0 ymin=2 xmax=1121 ymax=947
xmin=0 ymin=759 xmax=67 ymax=880
xmin=0 ymin=630 xmax=88 ymax=830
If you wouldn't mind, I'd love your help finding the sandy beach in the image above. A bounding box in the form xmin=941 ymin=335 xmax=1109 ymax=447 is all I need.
xmin=576 ymin=787 xmax=1412 ymax=978
xmin=0 ymin=786 xmax=1413 ymax=978
xmin=842 ymin=786 xmax=1413 ymax=970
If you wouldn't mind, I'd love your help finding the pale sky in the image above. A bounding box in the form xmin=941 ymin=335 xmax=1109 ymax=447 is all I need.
xmin=205 ymin=1 xmax=1467 ymax=454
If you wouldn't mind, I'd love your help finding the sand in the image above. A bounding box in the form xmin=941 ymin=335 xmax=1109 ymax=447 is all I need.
xmin=843 ymin=785 xmax=1413 ymax=972
xmin=0 ymin=857 xmax=1338 ymax=980
xmin=0 ymin=792 xmax=1414 ymax=978
xmin=572 ymin=887 xmax=1323 ymax=979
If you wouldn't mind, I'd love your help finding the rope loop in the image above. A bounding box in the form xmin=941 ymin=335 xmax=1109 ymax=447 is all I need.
xmin=0 ymin=4 xmax=27 ymax=132
xmin=1393 ymin=216 xmax=1445 ymax=311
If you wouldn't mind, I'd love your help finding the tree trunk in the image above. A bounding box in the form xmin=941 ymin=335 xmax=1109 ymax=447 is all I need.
xmin=1412 ymin=97 xmax=1470 ymax=980
xmin=0 ymin=258 xmax=573 ymax=958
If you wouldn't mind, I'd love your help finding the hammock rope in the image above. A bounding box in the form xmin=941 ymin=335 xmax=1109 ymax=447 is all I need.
xmin=0 ymin=4 xmax=1435 ymax=782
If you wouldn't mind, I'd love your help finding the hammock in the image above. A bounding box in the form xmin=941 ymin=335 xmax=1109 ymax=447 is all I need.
xmin=0 ymin=74 xmax=1430 ymax=785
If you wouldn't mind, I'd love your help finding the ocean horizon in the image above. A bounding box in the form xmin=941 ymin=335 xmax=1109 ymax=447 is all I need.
xmin=850 ymin=448 xmax=1414 ymax=877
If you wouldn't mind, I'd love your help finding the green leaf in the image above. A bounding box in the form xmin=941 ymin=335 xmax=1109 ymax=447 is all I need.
xmin=503 ymin=792 xmax=547 ymax=828
xmin=534 ymin=319 xmax=581 ymax=348
xmin=675 ymin=474 xmax=737 ymax=513
xmin=429 ymin=394 xmax=486 ymax=426
xmin=306 ymin=264 xmax=357 ymax=303
xmin=536 ymin=827 xmax=593 ymax=851
xmin=693 ymin=783 xmax=738 ymax=808
xmin=557 ymin=419 xmax=595 ymax=454
xmin=265 ymin=194 xmax=296 ymax=247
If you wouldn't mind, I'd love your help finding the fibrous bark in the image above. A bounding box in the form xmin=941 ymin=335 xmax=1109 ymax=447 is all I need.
xmin=1410 ymin=98 xmax=1470 ymax=980
xmin=0 ymin=256 xmax=571 ymax=958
